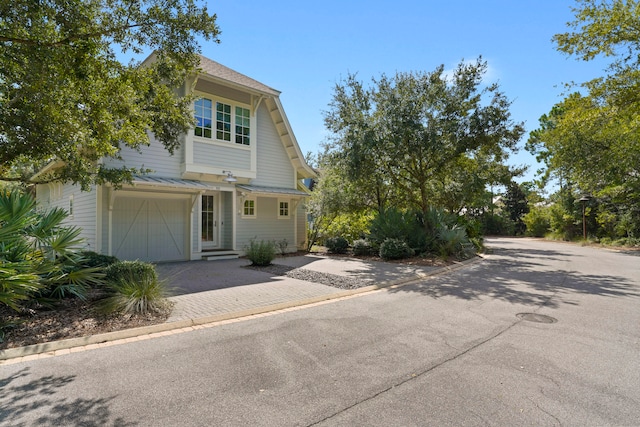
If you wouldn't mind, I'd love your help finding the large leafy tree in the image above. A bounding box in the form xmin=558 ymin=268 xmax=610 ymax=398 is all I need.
xmin=323 ymin=58 xmax=524 ymax=214
xmin=0 ymin=0 xmax=220 ymax=189
xmin=528 ymin=0 xmax=640 ymax=239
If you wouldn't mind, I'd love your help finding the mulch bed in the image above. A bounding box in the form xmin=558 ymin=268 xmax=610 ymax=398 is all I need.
xmin=0 ymin=295 xmax=171 ymax=350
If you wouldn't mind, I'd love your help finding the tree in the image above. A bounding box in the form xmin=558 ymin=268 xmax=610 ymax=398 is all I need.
xmin=323 ymin=58 xmax=525 ymax=215
xmin=0 ymin=0 xmax=220 ymax=189
xmin=503 ymin=181 xmax=530 ymax=235
xmin=527 ymin=0 xmax=640 ymax=241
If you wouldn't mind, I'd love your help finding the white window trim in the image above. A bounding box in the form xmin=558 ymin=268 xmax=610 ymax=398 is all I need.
xmin=242 ymin=196 xmax=257 ymax=219
xmin=193 ymin=92 xmax=252 ymax=146
xmin=278 ymin=199 xmax=290 ymax=219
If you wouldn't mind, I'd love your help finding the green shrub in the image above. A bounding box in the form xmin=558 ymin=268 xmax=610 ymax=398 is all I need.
xmin=379 ymin=238 xmax=414 ymax=260
xmin=0 ymin=190 xmax=107 ymax=309
xmin=322 ymin=212 xmax=374 ymax=243
xmin=325 ymin=236 xmax=349 ymax=254
xmin=523 ymin=206 xmax=551 ymax=237
xmin=437 ymin=225 xmax=475 ymax=258
xmin=369 ymin=208 xmax=415 ymax=245
xmin=245 ymin=239 xmax=276 ymax=266
xmin=479 ymin=212 xmax=514 ymax=236
xmin=79 ymin=251 xmax=119 ymax=268
xmin=99 ymin=260 xmax=168 ymax=315
xmin=352 ymin=239 xmax=374 ymax=256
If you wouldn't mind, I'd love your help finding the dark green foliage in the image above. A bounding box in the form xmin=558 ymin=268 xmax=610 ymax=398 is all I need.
xmin=325 ymin=236 xmax=349 ymax=254
xmin=79 ymin=251 xmax=119 ymax=268
xmin=437 ymin=225 xmax=475 ymax=259
xmin=504 ymin=182 xmax=530 ymax=235
xmin=479 ymin=212 xmax=515 ymax=236
xmin=352 ymin=239 xmax=374 ymax=256
xmin=99 ymin=260 xmax=167 ymax=315
xmin=369 ymin=208 xmax=429 ymax=252
xmin=104 ymin=260 xmax=157 ymax=284
xmin=1 ymin=0 xmax=220 ymax=188
xmin=379 ymin=238 xmax=414 ymax=260
xmin=0 ymin=190 xmax=106 ymax=310
xmin=245 ymin=239 xmax=276 ymax=266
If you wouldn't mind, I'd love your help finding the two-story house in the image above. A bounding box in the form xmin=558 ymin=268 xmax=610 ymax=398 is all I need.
xmin=34 ymin=54 xmax=316 ymax=262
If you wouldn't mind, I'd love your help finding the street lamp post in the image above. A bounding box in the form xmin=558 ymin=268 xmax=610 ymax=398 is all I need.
xmin=579 ymin=196 xmax=590 ymax=240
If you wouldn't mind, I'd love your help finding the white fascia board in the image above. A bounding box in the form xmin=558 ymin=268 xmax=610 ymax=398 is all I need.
xmin=272 ymin=97 xmax=317 ymax=179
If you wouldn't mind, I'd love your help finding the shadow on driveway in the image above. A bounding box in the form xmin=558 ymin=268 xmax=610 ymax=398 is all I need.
xmin=387 ymin=245 xmax=639 ymax=308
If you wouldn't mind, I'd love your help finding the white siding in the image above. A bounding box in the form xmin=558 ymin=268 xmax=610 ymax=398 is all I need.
xmin=193 ymin=141 xmax=251 ymax=171
xmin=236 ymin=196 xmax=295 ymax=251
xmin=191 ymin=203 xmax=199 ymax=255
xmin=36 ymin=183 xmax=97 ymax=252
xmin=254 ymin=104 xmax=295 ymax=188
xmin=296 ymin=201 xmax=307 ymax=250
xmin=102 ymin=134 xmax=184 ymax=178
xmin=221 ymin=191 xmax=233 ymax=248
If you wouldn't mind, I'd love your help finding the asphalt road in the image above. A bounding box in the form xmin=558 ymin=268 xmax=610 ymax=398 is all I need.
xmin=2 ymin=238 xmax=639 ymax=426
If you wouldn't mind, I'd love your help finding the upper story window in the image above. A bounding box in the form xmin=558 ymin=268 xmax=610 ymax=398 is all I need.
xmin=216 ymin=102 xmax=231 ymax=141
xmin=235 ymin=107 xmax=250 ymax=145
xmin=195 ymin=97 xmax=250 ymax=146
xmin=194 ymin=98 xmax=213 ymax=138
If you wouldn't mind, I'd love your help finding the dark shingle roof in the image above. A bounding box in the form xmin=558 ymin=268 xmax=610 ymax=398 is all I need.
xmin=198 ymin=56 xmax=280 ymax=96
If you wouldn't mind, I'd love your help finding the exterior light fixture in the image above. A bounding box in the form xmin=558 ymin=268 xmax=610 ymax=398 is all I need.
xmin=222 ymin=171 xmax=237 ymax=183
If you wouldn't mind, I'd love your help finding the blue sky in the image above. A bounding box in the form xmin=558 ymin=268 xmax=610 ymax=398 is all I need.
xmin=189 ymin=1 xmax=608 ymax=185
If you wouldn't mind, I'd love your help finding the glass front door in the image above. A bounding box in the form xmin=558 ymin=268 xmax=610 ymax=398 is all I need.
xmin=201 ymin=195 xmax=217 ymax=249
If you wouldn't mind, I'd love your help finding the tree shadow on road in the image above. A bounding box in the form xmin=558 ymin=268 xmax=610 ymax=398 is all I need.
xmin=0 ymin=367 xmax=136 ymax=427
xmin=387 ymin=247 xmax=639 ymax=308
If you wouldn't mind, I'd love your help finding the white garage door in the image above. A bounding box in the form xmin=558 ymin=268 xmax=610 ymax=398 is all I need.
xmin=112 ymin=196 xmax=189 ymax=262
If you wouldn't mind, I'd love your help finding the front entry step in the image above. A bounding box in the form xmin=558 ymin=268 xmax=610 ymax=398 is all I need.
xmin=202 ymin=250 xmax=241 ymax=261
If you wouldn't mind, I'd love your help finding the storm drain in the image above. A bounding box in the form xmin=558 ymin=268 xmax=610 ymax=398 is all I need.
xmin=516 ymin=313 xmax=558 ymax=324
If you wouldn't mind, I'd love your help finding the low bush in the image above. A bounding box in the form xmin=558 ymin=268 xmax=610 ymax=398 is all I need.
xmin=352 ymin=239 xmax=374 ymax=256
xmin=379 ymin=238 xmax=414 ymax=260
xmin=245 ymin=239 xmax=276 ymax=266
xmin=523 ymin=206 xmax=551 ymax=237
xmin=79 ymin=251 xmax=119 ymax=268
xmin=99 ymin=260 xmax=168 ymax=315
xmin=322 ymin=212 xmax=374 ymax=243
xmin=325 ymin=236 xmax=349 ymax=254
xmin=437 ymin=225 xmax=475 ymax=258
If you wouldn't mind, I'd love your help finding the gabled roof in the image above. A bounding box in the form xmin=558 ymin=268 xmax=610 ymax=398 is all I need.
xmin=197 ymin=56 xmax=280 ymax=96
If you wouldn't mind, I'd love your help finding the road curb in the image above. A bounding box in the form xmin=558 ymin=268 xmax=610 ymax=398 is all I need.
xmin=0 ymin=255 xmax=484 ymax=363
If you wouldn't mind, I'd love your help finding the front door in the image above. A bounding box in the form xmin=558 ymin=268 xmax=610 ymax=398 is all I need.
xmin=201 ymin=194 xmax=218 ymax=249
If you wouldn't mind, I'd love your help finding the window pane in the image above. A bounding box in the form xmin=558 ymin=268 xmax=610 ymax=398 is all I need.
xmin=195 ymin=97 xmax=213 ymax=139
xmin=235 ymin=107 xmax=250 ymax=145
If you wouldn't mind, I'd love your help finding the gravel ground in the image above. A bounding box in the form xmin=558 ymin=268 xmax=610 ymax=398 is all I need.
xmin=247 ymin=264 xmax=372 ymax=290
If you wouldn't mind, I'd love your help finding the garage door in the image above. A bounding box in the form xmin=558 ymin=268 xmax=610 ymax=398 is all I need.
xmin=112 ymin=196 xmax=189 ymax=262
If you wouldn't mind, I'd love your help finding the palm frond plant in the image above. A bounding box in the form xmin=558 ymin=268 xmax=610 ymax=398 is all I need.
xmin=0 ymin=190 xmax=108 ymax=310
